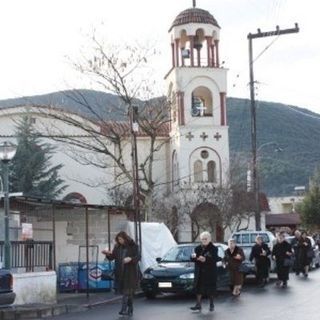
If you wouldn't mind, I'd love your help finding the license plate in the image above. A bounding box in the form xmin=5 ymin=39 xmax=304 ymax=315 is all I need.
xmin=158 ymin=282 xmax=172 ymax=288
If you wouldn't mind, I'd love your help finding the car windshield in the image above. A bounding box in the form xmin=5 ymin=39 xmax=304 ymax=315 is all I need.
xmin=161 ymin=246 xmax=194 ymax=262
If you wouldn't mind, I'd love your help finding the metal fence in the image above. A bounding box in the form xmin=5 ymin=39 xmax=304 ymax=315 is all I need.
xmin=0 ymin=241 xmax=53 ymax=271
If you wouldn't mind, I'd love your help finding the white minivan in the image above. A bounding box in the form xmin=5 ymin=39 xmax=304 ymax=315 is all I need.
xmin=231 ymin=230 xmax=276 ymax=273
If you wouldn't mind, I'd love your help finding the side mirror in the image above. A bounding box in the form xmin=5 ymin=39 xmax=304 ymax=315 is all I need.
xmin=156 ymin=257 xmax=162 ymax=263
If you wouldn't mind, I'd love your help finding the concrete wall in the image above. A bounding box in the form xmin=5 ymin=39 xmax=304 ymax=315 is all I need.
xmin=13 ymin=271 xmax=56 ymax=305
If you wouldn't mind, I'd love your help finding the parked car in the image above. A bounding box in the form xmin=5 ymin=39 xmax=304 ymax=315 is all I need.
xmin=0 ymin=269 xmax=15 ymax=306
xmin=285 ymin=236 xmax=320 ymax=270
xmin=231 ymin=230 xmax=276 ymax=273
xmin=140 ymin=243 xmax=229 ymax=299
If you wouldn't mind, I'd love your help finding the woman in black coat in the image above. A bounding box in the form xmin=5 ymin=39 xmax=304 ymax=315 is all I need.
xmin=250 ymin=235 xmax=271 ymax=287
xmin=297 ymin=231 xmax=312 ymax=277
xmin=272 ymin=231 xmax=293 ymax=288
xmin=190 ymin=231 xmax=221 ymax=312
xmin=103 ymin=231 xmax=139 ymax=316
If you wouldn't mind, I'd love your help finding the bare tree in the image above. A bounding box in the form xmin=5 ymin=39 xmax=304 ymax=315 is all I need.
xmin=36 ymin=34 xmax=171 ymax=217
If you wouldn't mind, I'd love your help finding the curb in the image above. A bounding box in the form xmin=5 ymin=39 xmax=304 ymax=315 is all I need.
xmin=0 ymin=292 xmax=145 ymax=319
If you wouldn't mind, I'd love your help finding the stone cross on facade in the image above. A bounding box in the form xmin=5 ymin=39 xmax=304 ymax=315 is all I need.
xmin=200 ymin=132 xmax=208 ymax=141
xmin=186 ymin=132 xmax=194 ymax=141
xmin=214 ymin=132 xmax=222 ymax=141
xmin=193 ymin=0 xmax=196 ymax=8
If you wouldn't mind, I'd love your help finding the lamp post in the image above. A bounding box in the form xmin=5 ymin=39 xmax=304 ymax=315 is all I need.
xmin=0 ymin=141 xmax=17 ymax=269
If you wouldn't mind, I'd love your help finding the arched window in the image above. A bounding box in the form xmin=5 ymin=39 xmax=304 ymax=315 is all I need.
xmin=191 ymin=86 xmax=213 ymax=117
xmin=172 ymin=151 xmax=179 ymax=190
xmin=207 ymin=161 xmax=216 ymax=182
xmin=194 ymin=160 xmax=203 ymax=182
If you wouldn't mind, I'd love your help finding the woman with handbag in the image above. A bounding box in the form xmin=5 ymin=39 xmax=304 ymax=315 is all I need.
xmin=224 ymin=239 xmax=245 ymax=296
xmin=190 ymin=231 xmax=221 ymax=312
xmin=102 ymin=231 xmax=139 ymax=317
xmin=249 ymin=235 xmax=271 ymax=287
xmin=297 ymin=231 xmax=313 ymax=277
xmin=272 ymin=231 xmax=293 ymax=288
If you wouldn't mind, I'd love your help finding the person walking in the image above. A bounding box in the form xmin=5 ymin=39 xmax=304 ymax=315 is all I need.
xmin=190 ymin=231 xmax=221 ymax=312
xmin=291 ymin=230 xmax=302 ymax=275
xmin=102 ymin=231 xmax=139 ymax=316
xmin=224 ymin=239 xmax=245 ymax=296
xmin=272 ymin=231 xmax=293 ymax=288
xmin=298 ymin=231 xmax=313 ymax=277
xmin=249 ymin=235 xmax=271 ymax=287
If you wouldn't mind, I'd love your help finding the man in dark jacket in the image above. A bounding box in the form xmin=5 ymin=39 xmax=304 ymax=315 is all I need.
xmin=190 ymin=231 xmax=221 ymax=312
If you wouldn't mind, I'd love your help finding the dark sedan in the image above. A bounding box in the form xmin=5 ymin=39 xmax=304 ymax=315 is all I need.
xmin=141 ymin=243 xmax=229 ymax=299
xmin=0 ymin=269 xmax=15 ymax=306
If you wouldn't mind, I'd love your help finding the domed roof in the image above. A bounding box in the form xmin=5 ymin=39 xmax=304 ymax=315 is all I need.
xmin=169 ymin=8 xmax=220 ymax=31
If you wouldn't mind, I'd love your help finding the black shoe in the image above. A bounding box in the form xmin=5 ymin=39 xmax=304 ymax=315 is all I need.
xmin=209 ymin=304 xmax=214 ymax=312
xmin=282 ymin=282 xmax=287 ymax=288
xmin=304 ymin=273 xmax=308 ymax=278
xmin=128 ymin=306 xmax=133 ymax=316
xmin=190 ymin=304 xmax=201 ymax=311
xmin=119 ymin=309 xmax=129 ymax=316
xmin=295 ymin=272 xmax=300 ymax=276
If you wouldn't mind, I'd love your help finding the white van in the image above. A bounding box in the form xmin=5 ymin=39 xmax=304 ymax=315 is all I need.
xmin=231 ymin=230 xmax=276 ymax=273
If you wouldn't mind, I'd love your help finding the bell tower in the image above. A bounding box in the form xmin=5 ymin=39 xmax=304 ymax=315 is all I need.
xmin=167 ymin=2 xmax=229 ymax=189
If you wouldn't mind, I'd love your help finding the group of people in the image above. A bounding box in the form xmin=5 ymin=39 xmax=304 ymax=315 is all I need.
xmin=190 ymin=230 xmax=313 ymax=312
xmin=102 ymin=229 xmax=314 ymax=316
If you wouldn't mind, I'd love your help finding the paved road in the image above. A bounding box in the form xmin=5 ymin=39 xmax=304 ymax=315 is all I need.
xmin=50 ymin=270 xmax=320 ymax=320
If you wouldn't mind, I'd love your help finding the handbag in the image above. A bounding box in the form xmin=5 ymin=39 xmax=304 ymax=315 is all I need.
xmin=238 ymin=263 xmax=252 ymax=274
xmin=101 ymin=270 xmax=114 ymax=281
xmin=283 ymin=257 xmax=294 ymax=267
xmin=307 ymin=249 xmax=315 ymax=259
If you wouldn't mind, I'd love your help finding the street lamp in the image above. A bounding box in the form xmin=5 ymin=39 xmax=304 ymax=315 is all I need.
xmin=0 ymin=141 xmax=17 ymax=269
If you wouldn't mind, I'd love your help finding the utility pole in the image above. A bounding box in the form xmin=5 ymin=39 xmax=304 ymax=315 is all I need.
xmin=248 ymin=24 xmax=299 ymax=231
xmin=128 ymin=104 xmax=142 ymax=254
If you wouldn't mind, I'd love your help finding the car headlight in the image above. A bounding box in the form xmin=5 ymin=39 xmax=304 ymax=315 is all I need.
xmin=143 ymin=273 xmax=154 ymax=279
xmin=180 ymin=273 xmax=194 ymax=279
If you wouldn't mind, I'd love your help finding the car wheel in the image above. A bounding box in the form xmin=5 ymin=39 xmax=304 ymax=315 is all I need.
xmin=145 ymin=292 xmax=156 ymax=299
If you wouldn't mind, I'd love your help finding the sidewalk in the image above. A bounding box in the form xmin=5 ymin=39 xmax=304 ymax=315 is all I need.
xmin=0 ymin=291 xmax=124 ymax=320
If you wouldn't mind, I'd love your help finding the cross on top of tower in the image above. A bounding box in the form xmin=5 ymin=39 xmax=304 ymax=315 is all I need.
xmin=193 ymin=0 xmax=196 ymax=8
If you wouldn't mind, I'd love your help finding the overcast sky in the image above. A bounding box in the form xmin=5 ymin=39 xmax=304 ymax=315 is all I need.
xmin=0 ymin=0 xmax=319 ymax=112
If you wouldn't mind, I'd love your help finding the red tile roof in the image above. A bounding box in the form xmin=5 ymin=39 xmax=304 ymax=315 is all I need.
xmin=170 ymin=8 xmax=220 ymax=31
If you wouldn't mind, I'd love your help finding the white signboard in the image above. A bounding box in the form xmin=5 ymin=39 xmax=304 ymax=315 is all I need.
xmin=21 ymin=223 xmax=33 ymax=240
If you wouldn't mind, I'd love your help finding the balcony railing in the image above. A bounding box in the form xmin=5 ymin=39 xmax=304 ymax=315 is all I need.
xmin=0 ymin=240 xmax=53 ymax=271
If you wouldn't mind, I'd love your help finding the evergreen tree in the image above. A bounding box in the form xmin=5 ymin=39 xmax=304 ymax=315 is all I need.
xmin=9 ymin=115 xmax=67 ymax=198
xmin=300 ymin=167 xmax=320 ymax=227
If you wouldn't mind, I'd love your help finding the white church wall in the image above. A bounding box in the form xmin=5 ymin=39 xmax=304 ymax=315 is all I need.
xmin=0 ymin=107 xmax=109 ymax=204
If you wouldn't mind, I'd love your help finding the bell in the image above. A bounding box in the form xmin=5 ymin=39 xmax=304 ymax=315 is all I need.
xmin=194 ymin=36 xmax=203 ymax=50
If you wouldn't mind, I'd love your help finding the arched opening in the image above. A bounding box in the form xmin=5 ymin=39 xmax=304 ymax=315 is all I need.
xmin=191 ymin=202 xmax=223 ymax=242
xmin=191 ymin=86 xmax=213 ymax=117
xmin=207 ymin=161 xmax=216 ymax=182
xmin=180 ymin=29 xmax=191 ymax=67
xmin=194 ymin=29 xmax=205 ymax=67
xmin=172 ymin=150 xmax=179 ymax=190
xmin=194 ymin=160 xmax=203 ymax=182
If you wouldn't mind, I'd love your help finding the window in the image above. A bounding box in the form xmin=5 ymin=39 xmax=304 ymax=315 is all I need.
xmin=207 ymin=161 xmax=216 ymax=182
xmin=194 ymin=160 xmax=203 ymax=182
xmin=191 ymin=87 xmax=213 ymax=117
xmin=241 ymin=234 xmax=250 ymax=244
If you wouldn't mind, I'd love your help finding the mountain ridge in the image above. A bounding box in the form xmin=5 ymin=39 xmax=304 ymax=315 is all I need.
xmin=1 ymin=89 xmax=319 ymax=196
